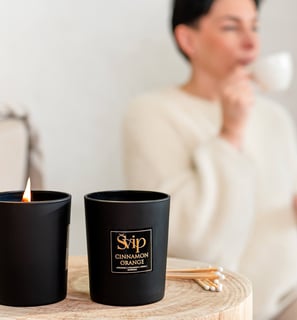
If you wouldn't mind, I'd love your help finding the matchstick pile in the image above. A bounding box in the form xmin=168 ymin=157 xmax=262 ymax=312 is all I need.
xmin=166 ymin=266 xmax=225 ymax=292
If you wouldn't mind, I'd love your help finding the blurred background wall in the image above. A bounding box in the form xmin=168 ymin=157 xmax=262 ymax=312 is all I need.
xmin=0 ymin=0 xmax=295 ymax=254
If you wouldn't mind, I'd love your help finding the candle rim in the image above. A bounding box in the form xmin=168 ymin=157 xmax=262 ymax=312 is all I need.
xmin=85 ymin=190 xmax=170 ymax=204
xmin=0 ymin=190 xmax=71 ymax=203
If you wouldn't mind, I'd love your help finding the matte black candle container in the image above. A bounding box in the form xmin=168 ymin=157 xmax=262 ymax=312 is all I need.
xmin=84 ymin=190 xmax=170 ymax=306
xmin=0 ymin=191 xmax=71 ymax=307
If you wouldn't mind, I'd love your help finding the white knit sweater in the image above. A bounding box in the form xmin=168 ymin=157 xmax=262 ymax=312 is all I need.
xmin=123 ymin=87 xmax=297 ymax=319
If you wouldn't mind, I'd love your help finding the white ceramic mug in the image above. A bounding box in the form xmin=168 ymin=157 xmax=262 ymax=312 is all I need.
xmin=249 ymin=51 xmax=293 ymax=92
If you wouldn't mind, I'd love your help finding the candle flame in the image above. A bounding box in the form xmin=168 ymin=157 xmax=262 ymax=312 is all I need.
xmin=22 ymin=178 xmax=31 ymax=202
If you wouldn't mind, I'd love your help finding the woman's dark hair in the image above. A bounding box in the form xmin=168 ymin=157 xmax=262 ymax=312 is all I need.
xmin=171 ymin=0 xmax=261 ymax=60
xmin=172 ymin=0 xmax=260 ymax=32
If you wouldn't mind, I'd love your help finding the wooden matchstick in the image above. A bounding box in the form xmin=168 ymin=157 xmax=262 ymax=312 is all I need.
xmin=166 ymin=272 xmax=221 ymax=280
xmin=195 ymin=279 xmax=210 ymax=291
xmin=202 ymin=279 xmax=216 ymax=291
xmin=205 ymin=279 xmax=223 ymax=292
xmin=167 ymin=266 xmax=223 ymax=274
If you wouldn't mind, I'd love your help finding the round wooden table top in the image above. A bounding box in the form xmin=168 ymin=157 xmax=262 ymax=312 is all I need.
xmin=0 ymin=256 xmax=252 ymax=319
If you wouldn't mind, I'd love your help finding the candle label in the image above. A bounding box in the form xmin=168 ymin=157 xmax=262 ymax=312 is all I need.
xmin=110 ymin=229 xmax=152 ymax=274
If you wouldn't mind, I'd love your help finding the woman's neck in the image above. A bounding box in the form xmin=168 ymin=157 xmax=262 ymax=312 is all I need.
xmin=181 ymin=69 xmax=220 ymax=102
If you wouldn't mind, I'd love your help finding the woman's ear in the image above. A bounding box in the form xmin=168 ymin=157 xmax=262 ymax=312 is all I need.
xmin=174 ymin=24 xmax=197 ymax=59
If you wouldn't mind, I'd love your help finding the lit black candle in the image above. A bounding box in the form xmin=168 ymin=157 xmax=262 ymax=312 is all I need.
xmin=0 ymin=179 xmax=71 ymax=307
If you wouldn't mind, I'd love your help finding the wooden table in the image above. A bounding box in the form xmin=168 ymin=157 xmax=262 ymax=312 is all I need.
xmin=0 ymin=256 xmax=252 ymax=319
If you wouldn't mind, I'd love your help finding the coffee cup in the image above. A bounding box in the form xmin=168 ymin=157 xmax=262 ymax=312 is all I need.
xmin=249 ymin=51 xmax=293 ymax=92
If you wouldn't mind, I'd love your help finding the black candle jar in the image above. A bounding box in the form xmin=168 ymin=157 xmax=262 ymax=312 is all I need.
xmin=0 ymin=191 xmax=71 ymax=307
xmin=84 ymin=190 xmax=170 ymax=306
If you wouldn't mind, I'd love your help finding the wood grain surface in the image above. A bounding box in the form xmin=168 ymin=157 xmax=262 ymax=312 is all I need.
xmin=0 ymin=256 xmax=252 ymax=319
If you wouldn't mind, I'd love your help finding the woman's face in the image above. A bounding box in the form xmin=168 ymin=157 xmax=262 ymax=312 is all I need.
xmin=188 ymin=0 xmax=259 ymax=79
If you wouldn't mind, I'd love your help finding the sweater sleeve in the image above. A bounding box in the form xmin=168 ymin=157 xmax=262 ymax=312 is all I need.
xmin=260 ymin=97 xmax=297 ymax=195
xmin=123 ymin=100 xmax=256 ymax=270
xmin=282 ymin=111 xmax=297 ymax=194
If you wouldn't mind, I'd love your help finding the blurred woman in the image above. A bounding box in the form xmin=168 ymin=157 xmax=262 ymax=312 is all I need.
xmin=123 ymin=0 xmax=297 ymax=318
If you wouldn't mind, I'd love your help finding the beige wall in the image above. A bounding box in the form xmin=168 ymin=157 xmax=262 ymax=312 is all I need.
xmin=0 ymin=0 xmax=295 ymax=254
xmin=260 ymin=0 xmax=297 ymax=115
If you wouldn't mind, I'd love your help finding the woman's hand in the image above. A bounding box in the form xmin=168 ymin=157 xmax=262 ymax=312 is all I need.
xmin=219 ymin=67 xmax=254 ymax=149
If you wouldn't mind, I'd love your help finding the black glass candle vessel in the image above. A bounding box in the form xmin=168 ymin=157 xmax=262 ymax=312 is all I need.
xmin=85 ymin=190 xmax=170 ymax=306
xmin=0 ymin=191 xmax=71 ymax=307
